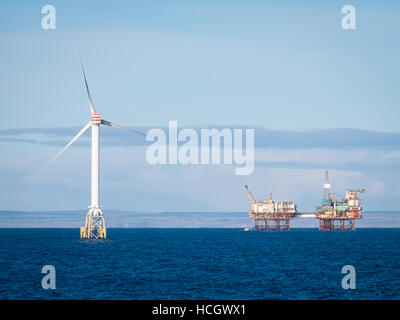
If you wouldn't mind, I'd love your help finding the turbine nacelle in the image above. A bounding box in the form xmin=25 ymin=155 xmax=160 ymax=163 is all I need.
xmin=91 ymin=113 xmax=101 ymax=125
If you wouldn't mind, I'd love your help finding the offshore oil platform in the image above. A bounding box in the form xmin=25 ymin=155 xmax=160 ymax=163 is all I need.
xmin=245 ymin=170 xmax=365 ymax=231
xmin=315 ymin=171 xmax=365 ymax=231
xmin=245 ymin=185 xmax=297 ymax=231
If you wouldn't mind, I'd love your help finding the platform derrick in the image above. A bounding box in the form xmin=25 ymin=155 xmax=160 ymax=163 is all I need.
xmin=245 ymin=185 xmax=297 ymax=231
xmin=315 ymin=171 xmax=365 ymax=231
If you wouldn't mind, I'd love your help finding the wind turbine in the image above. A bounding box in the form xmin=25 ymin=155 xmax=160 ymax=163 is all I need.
xmin=40 ymin=62 xmax=144 ymax=239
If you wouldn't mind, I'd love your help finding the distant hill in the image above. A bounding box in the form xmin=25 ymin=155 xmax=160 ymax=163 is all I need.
xmin=0 ymin=210 xmax=399 ymax=228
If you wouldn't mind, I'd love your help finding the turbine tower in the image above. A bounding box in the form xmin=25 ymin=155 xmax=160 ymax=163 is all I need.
xmin=40 ymin=62 xmax=144 ymax=239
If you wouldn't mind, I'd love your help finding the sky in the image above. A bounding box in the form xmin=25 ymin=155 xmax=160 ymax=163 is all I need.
xmin=0 ymin=1 xmax=399 ymax=213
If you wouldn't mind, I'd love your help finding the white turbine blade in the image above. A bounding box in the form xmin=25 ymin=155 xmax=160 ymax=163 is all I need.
xmin=80 ymin=60 xmax=96 ymax=114
xmin=101 ymin=119 xmax=146 ymax=136
xmin=38 ymin=122 xmax=92 ymax=173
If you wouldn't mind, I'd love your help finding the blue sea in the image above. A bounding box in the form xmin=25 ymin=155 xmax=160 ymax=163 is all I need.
xmin=0 ymin=228 xmax=399 ymax=300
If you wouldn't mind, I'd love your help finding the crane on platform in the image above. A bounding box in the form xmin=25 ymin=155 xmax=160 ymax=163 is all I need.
xmin=245 ymin=185 xmax=258 ymax=204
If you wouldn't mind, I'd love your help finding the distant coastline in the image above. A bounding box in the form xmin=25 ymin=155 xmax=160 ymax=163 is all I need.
xmin=0 ymin=210 xmax=399 ymax=228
